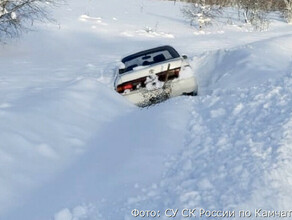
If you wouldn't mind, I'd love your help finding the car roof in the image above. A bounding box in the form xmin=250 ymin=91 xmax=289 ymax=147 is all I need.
xmin=121 ymin=45 xmax=180 ymax=63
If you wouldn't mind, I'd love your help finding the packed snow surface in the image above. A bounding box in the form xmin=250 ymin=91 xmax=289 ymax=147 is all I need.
xmin=1 ymin=0 xmax=292 ymax=219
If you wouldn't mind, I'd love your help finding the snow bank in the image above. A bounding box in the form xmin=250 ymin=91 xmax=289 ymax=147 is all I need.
xmin=125 ymin=75 xmax=292 ymax=217
xmin=0 ymin=77 xmax=131 ymax=216
xmin=123 ymin=35 xmax=292 ymax=219
xmin=193 ymin=34 xmax=292 ymax=94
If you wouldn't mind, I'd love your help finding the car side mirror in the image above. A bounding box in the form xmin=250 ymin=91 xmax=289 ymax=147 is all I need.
xmin=182 ymin=55 xmax=188 ymax=59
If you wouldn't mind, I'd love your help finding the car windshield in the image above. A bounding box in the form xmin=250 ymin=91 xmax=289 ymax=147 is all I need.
xmin=121 ymin=46 xmax=180 ymax=73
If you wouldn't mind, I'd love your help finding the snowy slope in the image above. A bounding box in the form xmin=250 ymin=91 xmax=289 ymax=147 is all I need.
xmin=1 ymin=0 xmax=292 ymax=219
xmin=124 ymin=41 xmax=292 ymax=219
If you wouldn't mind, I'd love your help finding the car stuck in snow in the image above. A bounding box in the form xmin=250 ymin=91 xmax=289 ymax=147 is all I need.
xmin=114 ymin=45 xmax=198 ymax=106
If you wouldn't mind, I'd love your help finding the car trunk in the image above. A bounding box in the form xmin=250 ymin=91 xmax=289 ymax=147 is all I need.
xmin=115 ymin=58 xmax=182 ymax=94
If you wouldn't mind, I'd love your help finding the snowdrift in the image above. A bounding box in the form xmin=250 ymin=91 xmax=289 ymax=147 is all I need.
xmin=124 ymin=35 xmax=292 ymax=219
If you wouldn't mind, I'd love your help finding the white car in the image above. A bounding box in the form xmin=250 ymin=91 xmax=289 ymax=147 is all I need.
xmin=114 ymin=45 xmax=198 ymax=106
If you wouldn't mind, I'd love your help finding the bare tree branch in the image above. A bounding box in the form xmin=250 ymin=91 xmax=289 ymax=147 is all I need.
xmin=0 ymin=0 xmax=62 ymax=41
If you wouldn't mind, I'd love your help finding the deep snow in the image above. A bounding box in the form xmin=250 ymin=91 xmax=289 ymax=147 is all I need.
xmin=1 ymin=0 xmax=292 ymax=219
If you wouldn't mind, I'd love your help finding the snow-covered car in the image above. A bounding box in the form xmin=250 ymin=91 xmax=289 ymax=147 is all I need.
xmin=114 ymin=45 xmax=198 ymax=106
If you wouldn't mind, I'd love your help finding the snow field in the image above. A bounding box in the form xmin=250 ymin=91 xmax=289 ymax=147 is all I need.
xmin=1 ymin=0 xmax=292 ymax=219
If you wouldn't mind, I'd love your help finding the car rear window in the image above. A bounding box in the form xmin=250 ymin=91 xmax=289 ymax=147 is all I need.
xmin=121 ymin=46 xmax=180 ymax=73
